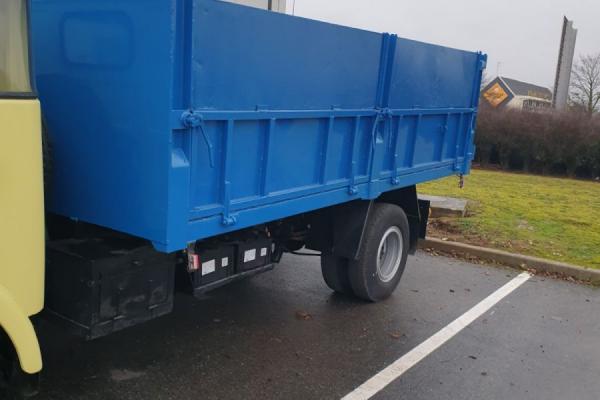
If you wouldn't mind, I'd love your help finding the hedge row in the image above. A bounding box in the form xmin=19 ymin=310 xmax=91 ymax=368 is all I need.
xmin=474 ymin=105 xmax=600 ymax=178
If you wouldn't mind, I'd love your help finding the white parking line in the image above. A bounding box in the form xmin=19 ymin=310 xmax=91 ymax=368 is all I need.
xmin=342 ymin=272 xmax=532 ymax=400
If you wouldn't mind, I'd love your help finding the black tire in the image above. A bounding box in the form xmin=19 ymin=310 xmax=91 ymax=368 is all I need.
xmin=348 ymin=203 xmax=410 ymax=302
xmin=321 ymin=254 xmax=353 ymax=295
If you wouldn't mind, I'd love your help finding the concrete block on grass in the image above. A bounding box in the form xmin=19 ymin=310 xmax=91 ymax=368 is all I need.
xmin=419 ymin=194 xmax=469 ymax=218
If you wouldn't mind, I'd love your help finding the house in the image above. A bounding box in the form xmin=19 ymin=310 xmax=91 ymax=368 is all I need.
xmin=482 ymin=77 xmax=553 ymax=111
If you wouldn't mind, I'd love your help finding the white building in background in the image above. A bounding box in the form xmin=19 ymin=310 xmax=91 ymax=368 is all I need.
xmin=224 ymin=0 xmax=287 ymax=13
xmin=482 ymin=77 xmax=553 ymax=112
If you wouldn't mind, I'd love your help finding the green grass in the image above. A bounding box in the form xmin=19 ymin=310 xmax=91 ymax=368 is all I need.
xmin=419 ymin=169 xmax=600 ymax=269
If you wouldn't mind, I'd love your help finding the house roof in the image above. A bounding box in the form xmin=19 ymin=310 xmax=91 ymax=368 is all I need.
xmin=499 ymin=77 xmax=552 ymax=100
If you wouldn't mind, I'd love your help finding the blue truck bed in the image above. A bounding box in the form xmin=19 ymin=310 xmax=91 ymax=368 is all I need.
xmin=32 ymin=0 xmax=485 ymax=252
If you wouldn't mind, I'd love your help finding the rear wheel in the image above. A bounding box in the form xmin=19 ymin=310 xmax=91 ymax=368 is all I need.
xmin=348 ymin=203 xmax=409 ymax=302
xmin=321 ymin=254 xmax=353 ymax=295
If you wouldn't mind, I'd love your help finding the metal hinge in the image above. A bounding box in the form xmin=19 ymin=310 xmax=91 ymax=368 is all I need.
xmin=222 ymin=214 xmax=237 ymax=227
xmin=478 ymin=53 xmax=488 ymax=71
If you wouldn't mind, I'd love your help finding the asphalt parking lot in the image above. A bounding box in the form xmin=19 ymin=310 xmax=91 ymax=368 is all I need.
xmin=35 ymin=251 xmax=600 ymax=400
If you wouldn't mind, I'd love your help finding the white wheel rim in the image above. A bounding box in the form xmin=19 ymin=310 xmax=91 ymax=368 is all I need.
xmin=376 ymin=226 xmax=403 ymax=283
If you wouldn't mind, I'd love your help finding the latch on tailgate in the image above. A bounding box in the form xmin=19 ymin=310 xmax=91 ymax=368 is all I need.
xmin=181 ymin=110 xmax=215 ymax=168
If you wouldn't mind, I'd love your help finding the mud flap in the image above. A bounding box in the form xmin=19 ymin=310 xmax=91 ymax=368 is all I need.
xmin=331 ymin=200 xmax=373 ymax=260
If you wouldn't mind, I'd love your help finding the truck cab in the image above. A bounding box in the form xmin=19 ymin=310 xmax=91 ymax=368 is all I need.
xmin=0 ymin=0 xmax=45 ymax=396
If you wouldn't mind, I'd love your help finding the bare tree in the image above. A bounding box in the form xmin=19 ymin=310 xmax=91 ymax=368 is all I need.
xmin=570 ymin=53 xmax=600 ymax=114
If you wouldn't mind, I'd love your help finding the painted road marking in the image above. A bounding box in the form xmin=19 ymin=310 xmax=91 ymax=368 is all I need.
xmin=342 ymin=272 xmax=532 ymax=400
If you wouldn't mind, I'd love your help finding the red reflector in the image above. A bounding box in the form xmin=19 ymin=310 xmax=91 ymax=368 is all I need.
xmin=187 ymin=253 xmax=200 ymax=272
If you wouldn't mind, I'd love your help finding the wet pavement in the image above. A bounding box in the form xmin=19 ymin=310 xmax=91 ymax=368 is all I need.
xmin=35 ymin=252 xmax=600 ymax=400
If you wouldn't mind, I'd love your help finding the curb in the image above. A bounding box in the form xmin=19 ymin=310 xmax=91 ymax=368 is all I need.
xmin=419 ymin=238 xmax=600 ymax=285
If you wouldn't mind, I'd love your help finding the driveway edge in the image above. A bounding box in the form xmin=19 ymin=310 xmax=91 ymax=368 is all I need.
xmin=419 ymin=238 xmax=600 ymax=285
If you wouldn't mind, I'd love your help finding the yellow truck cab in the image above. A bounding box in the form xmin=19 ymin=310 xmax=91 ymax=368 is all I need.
xmin=0 ymin=0 xmax=45 ymax=395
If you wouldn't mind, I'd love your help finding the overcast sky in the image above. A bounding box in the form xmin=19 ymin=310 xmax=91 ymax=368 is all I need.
xmin=286 ymin=0 xmax=599 ymax=89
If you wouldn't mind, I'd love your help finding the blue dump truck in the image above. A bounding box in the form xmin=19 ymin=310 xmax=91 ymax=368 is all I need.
xmin=0 ymin=0 xmax=485 ymax=395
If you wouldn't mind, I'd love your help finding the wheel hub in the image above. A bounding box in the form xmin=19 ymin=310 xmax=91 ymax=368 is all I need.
xmin=376 ymin=226 xmax=403 ymax=283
